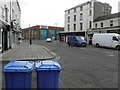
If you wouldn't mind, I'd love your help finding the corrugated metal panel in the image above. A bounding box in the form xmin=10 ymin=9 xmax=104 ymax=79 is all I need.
xmin=47 ymin=30 xmax=62 ymax=40
xmin=40 ymin=28 xmax=47 ymax=40
xmin=47 ymin=30 xmax=55 ymax=38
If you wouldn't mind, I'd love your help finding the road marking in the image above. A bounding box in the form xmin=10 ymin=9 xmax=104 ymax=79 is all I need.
xmin=41 ymin=46 xmax=60 ymax=60
xmin=104 ymin=52 xmax=115 ymax=57
xmin=109 ymin=54 xmax=114 ymax=57
xmin=104 ymin=52 xmax=110 ymax=54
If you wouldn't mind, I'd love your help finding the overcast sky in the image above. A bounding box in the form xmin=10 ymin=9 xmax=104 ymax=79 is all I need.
xmin=19 ymin=0 xmax=120 ymax=29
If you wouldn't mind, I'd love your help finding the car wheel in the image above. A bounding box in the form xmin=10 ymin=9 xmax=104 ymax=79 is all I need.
xmin=116 ymin=46 xmax=120 ymax=50
xmin=96 ymin=43 xmax=99 ymax=48
xmin=75 ymin=44 xmax=78 ymax=47
xmin=68 ymin=43 xmax=71 ymax=46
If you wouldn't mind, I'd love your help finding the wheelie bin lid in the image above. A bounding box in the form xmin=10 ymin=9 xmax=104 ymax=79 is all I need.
xmin=35 ymin=60 xmax=62 ymax=71
xmin=2 ymin=60 xmax=34 ymax=73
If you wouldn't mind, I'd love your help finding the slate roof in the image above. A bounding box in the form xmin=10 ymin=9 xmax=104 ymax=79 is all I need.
xmin=94 ymin=12 xmax=120 ymax=22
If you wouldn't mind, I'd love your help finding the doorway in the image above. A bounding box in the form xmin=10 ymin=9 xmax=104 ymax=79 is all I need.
xmin=2 ymin=30 xmax=8 ymax=52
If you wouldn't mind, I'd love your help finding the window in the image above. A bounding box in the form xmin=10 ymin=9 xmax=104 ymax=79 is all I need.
xmin=89 ymin=3 xmax=92 ymax=8
xmin=68 ymin=10 xmax=70 ymax=14
xmin=1 ymin=7 xmax=4 ymax=19
xmin=80 ymin=6 xmax=83 ymax=11
xmin=101 ymin=23 xmax=103 ymax=27
xmin=118 ymin=19 xmax=120 ymax=26
xmin=80 ymin=13 xmax=83 ymax=20
xmin=110 ymin=20 xmax=113 ymax=27
xmin=68 ymin=16 xmax=70 ymax=22
xmin=74 ymin=24 xmax=76 ymax=31
xmin=68 ymin=25 xmax=70 ymax=31
xmin=89 ymin=21 xmax=92 ymax=29
xmin=103 ymin=6 xmax=105 ymax=12
xmin=74 ymin=15 xmax=76 ymax=22
xmin=95 ymin=23 xmax=97 ymax=28
xmin=113 ymin=36 xmax=118 ymax=41
xmin=89 ymin=10 xmax=92 ymax=16
xmin=74 ymin=8 xmax=76 ymax=13
xmin=12 ymin=9 xmax=14 ymax=20
xmin=80 ymin=23 xmax=83 ymax=30
xmin=5 ymin=6 xmax=8 ymax=22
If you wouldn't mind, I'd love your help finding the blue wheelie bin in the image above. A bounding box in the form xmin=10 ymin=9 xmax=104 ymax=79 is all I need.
xmin=35 ymin=60 xmax=62 ymax=89
xmin=2 ymin=60 xmax=34 ymax=89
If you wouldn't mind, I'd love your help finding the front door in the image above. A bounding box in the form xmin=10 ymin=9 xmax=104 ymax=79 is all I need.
xmin=2 ymin=30 xmax=8 ymax=51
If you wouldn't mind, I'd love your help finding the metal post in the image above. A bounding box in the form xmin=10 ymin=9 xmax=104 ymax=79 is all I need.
xmin=55 ymin=23 xmax=58 ymax=40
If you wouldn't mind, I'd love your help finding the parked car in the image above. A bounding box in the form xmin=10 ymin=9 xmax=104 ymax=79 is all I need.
xmin=46 ymin=38 xmax=52 ymax=42
xmin=67 ymin=36 xmax=87 ymax=47
xmin=92 ymin=33 xmax=120 ymax=50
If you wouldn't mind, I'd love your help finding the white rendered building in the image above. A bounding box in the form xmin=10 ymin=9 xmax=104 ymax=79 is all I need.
xmin=60 ymin=0 xmax=112 ymax=42
xmin=0 ymin=0 xmax=21 ymax=53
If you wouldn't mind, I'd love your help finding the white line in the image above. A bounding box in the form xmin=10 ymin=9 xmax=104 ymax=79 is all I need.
xmin=109 ymin=54 xmax=114 ymax=57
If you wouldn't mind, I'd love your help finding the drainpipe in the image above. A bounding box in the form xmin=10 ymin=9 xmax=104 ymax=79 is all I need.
xmin=1 ymin=28 xmax=3 ymax=53
xmin=9 ymin=0 xmax=12 ymax=49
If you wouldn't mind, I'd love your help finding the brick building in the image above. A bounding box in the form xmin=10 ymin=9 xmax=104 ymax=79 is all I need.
xmin=22 ymin=25 xmax=64 ymax=40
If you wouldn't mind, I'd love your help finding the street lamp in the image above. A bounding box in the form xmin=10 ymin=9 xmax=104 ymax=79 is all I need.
xmin=55 ymin=23 xmax=58 ymax=40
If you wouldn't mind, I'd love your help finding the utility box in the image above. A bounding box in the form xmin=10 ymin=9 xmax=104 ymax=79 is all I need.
xmin=2 ymin=60 xmax=34 ymax=89
xmin=35 ymin=60 xmax=62 ymax=89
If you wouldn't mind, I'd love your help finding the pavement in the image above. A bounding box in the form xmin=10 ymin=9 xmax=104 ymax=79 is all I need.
xmin=1 ymin=40 xmax=55 ymax=61
xmin=1 ymin=40 xmax=57 ymax=89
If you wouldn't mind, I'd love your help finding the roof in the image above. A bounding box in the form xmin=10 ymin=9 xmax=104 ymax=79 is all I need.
xmin=21 ymin=25 xmax=64 ymax=31
xmin=94 ymin=12 xmax=120 ymax=22
xmin=65 ymin=0 xmax=110 ymax=12
xmin=65 ymin=0 xmax=94 ymax=12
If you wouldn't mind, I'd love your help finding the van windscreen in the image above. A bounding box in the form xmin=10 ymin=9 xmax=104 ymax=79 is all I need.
xmin=76 ymin=36 xmax=85 ymax=40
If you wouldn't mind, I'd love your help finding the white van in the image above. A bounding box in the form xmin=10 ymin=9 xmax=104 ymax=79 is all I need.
xmin=92 ymin=33 xmax=120 ymax=50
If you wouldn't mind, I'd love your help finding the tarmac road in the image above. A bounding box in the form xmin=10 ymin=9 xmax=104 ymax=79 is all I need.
xmin=34 ymin=40 xmax=119 ymax=88
xmin=1 ymin=40 xmax=119 ymax=89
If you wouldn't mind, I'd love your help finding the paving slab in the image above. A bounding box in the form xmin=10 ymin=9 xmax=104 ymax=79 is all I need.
xmin=1 ymin=42 xmax=54 ymax=61
xmin=1 ymin=41 xmax=60 ymax=89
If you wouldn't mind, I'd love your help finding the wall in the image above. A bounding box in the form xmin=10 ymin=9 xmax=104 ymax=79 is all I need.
xmin=65 ymin=0 xmax=112 ymax=33
xmin=0 ymin=0 xmax=11 ymax=52
xmin=93 ymin=18 xmax=119 ymax=29
xmin=119 ymin=1 xmax=120 ymax=12
xmin=40 ymin=28 xmax=47 ymax=40
xmin=93 ymin=2 xmax=111 ymax=21
xmin=11 ymin=0 xmax=21 ymax=47
xmin=65 ymin=0 xmax=98 ymax=33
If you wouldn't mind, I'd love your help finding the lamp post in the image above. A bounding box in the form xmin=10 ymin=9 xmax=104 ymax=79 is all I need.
xmin=29 ymin=24 xmax=31 ymax=39
xmin=55 ymin=23 xmax=58 ymax=40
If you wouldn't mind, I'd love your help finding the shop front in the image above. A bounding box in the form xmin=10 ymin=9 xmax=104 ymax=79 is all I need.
xmin=0 ymin=19 xmax=10 ymax=53
xmin=59 ymin=31 xmax=86 ymax=42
